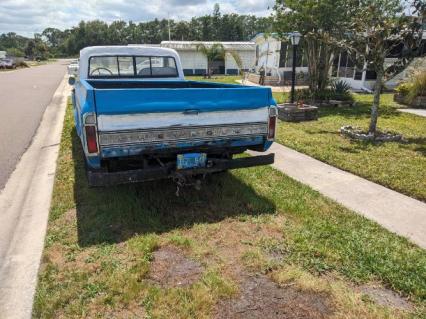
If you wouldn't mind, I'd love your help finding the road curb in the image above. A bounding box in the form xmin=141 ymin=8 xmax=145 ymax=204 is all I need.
xmin=0 ymin=74 xmax=71 ymax=318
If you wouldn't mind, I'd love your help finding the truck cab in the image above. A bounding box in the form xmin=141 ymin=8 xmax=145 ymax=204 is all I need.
xmin=71 ymin=46 xmax=276 ymax=186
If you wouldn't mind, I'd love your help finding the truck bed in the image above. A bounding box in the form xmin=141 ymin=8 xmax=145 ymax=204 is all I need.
xmin=83 ymin=79 xmax=273 ymax=115
xmin=87 ymin=80 xmax=240 ymax=89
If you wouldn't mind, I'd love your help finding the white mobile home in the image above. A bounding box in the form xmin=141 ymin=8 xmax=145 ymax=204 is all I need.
xmin=251 ymin=33 xmax=309 ymax=85
xmin=160 ymin=41 xmax=256 ymax=75
xmin=252 ymin=30 xmax=426 ymax=89
xmin=332 ymin=51 xmax=426 ymax=91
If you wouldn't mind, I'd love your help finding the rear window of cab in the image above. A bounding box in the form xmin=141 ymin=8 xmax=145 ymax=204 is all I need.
xmin=88 ymin=56 xmax=178 ymax=78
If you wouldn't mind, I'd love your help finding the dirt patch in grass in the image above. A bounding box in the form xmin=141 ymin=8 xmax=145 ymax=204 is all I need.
xmin=44 ymin=244 xmax=66 ymax=267
xmin=44 ymin=244 xmax=101 ymax=275
xmin=103 ymin=305 xmax=146 ymax=319
xmin=187 ymin=217 xmax=286 ymax=278
xmin=148 ymin=246 xmax=204 ymax=288
xmin=359 ymin=285 xmax=414 ymax=311
xmin=62 ymin=208 xmax=77 ymax=224
xmin=214 ymin=274 xmax=332 ymax=319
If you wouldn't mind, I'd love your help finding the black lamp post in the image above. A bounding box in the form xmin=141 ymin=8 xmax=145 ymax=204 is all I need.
xmin=290 ymin=32 xmax=301 ymax=104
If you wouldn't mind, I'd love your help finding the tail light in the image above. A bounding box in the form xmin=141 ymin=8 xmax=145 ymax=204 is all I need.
xmin=85 ymin=126 xmax=98 ymax=154
xmin=84 ymin=113 xmax=98 ymax=154
xmin=267 ymin=107 xmax=278 ymax=141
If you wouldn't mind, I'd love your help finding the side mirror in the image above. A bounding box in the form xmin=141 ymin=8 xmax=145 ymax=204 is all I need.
xmin=68 ymin=76 xmax=76 ymax=86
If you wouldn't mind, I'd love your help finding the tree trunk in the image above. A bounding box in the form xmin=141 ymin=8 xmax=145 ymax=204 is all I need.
xmin=306 ymin=39 xmax=318 ymax=92
xmin=369 ymin=69 xmax=384 ymax=135
xmin=206 ymin=60 xmax=211 ymax=79
xmin=321 ymin=45 xmax=334 ymax=91
xmin=319 ymin=44 xmax=330 ymax=91
xmin=306 ymin=37 xmax=333 ymax=93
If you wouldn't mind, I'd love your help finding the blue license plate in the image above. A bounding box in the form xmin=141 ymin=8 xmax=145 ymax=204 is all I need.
xmin=177 ymin=153 xmax=207 ymax=170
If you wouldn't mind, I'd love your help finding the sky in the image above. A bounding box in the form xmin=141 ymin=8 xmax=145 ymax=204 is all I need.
xmin=0 ymin=0 xmax=275 ymax=37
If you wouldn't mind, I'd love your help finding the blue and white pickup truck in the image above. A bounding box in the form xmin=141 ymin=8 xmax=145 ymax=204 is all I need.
xmin=70 ymin=46 xmax=277 ymax=186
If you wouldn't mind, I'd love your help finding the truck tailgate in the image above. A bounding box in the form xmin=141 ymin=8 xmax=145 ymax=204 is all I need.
xmin=94 ymin=87 xmax=272 ymax=131
xmin=94 ymin=87 xmax=271 ymax=114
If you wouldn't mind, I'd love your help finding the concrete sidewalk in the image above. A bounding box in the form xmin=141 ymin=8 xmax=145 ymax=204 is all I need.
xmin=398 ymin=108 xmax=426 ymax=117
xmin=249 ymin=143 xmax=426 ymax=249
xmin=235 ymin=79 xmax=308 ymax=93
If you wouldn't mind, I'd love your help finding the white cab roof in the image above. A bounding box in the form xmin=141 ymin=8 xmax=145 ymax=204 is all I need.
xmin=79 ymin=45 xmax=183 ymax=80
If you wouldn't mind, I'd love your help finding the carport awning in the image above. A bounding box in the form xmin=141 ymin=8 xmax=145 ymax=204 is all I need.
xmin=161 ymin=41 xmax=256 ymax=51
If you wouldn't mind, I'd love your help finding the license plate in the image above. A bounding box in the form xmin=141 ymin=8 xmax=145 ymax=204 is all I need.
xmin=177 ymin=153 xmax=207 ymax=170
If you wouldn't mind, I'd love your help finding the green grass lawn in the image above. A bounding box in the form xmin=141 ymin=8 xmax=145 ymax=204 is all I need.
xmin=33 ymin=102 xmax=426 ymax=318
xmin=274 ymin=93 xmax=426 ymax=201
xmin=186 ymin=75 xmax=242 ymax=84
xmin=188 ymin=76 xmax=425 ymax=201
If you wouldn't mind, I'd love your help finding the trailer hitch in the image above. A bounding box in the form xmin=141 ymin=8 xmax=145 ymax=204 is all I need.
xmin=172 ymin=173 xmax=204 ymax=196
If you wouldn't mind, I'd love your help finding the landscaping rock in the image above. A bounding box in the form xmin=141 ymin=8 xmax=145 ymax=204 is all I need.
xmin=340 ymin=125 xmax=403 ymax=142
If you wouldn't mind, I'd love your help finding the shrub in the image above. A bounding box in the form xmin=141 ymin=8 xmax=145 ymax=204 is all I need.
xmin=330 ymin=80 xmax=353 ymax=101
xmin=6 ymin=48 xmax=24 ymax=57
xmin=293 ymin=88 xmax=333 ymax=103
xmin=293 ymin=88 xmax=312 ymax=102
xmin=292 ymin=81 xmax=353 ymax=104
xmin=406 ymin=71 xmax=426 ymax=103
xmin=395 ymin=82 xmax=412 ymax=96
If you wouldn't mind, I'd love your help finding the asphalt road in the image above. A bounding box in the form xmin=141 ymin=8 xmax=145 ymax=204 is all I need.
xmin=0 ymin=73 xmax=70 ymax=319
xmin=0 ymin=60 xmax=67 ymax=189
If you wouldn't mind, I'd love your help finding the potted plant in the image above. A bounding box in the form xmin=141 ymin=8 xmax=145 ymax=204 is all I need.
xmin=329 ymin=80 xmax=355 ymax=107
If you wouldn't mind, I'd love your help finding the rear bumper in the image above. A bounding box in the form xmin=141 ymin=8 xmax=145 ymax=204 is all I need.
xmin=87 ymin=153 xmax=274 ymax=187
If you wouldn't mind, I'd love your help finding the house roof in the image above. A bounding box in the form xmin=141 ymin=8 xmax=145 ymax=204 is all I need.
xmin=251 ymin=33 xmax=280 ymax=42
xmin=161 ymin=41 xmax=256 ymax=51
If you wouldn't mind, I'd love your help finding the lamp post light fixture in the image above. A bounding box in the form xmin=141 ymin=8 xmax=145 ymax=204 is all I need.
xmin=290 ymin=31 xmax=301 ymax=104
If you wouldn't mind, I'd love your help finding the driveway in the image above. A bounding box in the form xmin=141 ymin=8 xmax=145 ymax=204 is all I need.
xmin=0 ymin=61 xmax=68 ymax=189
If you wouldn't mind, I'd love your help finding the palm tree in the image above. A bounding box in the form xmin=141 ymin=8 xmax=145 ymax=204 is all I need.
xmin=196 ymin=43 xmax=242 ymax=78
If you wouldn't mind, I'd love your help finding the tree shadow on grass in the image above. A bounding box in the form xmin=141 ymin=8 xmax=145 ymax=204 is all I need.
xmin=401 ymin=137 xmax=426 ymax=156
xmin=71 ymin=129 xmax=276 ymax=247
xmin=317 ymin=105 xmax=370 ymax=120
xmin=318 ymin=103 xmax=402 ymax=120
xmin=335 ymin=135 xmax=426 ymax=158
xmin=304 ymin=129 xmax=339 ymax=136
